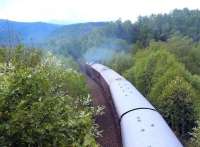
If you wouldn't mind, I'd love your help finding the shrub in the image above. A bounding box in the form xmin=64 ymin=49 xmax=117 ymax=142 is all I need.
xmin=0 ymin=47 xmax=100 ymax=147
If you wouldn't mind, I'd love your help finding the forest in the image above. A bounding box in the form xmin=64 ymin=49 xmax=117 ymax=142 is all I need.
xmin=0 ymin=8 xmax=200 ymax=146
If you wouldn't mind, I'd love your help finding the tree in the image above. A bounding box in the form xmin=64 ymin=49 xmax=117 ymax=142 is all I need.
xmin=156 ymin=77 xmax=196 ymax=140
xmin=124 ymin=45 xmax=197 ymax=141
xmin=105 ymin=52 xmax=133 ymax=74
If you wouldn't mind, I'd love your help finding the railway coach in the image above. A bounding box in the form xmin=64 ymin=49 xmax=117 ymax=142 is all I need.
xmin=85 ymin=63 xmax=183 ymax=147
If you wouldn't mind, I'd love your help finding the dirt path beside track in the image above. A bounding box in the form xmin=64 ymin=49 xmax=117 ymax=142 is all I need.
xmin=86 ymin=76 xmax=122 ymax=147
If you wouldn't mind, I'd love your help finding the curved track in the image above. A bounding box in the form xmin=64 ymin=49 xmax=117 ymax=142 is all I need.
xmin=86 ymin=76 xmax=122 ymax=147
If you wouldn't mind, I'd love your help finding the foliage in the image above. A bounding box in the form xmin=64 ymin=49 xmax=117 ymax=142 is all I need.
xmin=43 ymin=20 xmax=134 ymax=61
xmin=149 ymin=36 xmax=200 ymax=75
xmin=123 ymin=49 xmax=152 ymax=96
xmin=133 ymin=8 xmax=200 ymax=46
xmin=156 ymin=77 xmax=196 ymax=139
xmin=191 ymin=121 xmax=200 ymax=147
xmin=124 ymin=46 xmax=198 ymax=141
xmin=0 ymin=47 xmax=100 ymax=147
xmin=105 ymin=52 xmax=133 ymax=74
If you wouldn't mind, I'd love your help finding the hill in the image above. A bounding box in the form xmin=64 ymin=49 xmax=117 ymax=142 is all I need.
xmin=48 ymin=22 xmax=107 ymax=40
xmin=0 ymin=20 xmax=107 ymax=48
xmin=0 ymin=19 xmax=61 ymax=46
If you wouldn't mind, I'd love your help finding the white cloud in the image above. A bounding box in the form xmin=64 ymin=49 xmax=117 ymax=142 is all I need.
xmin=0 ymin=0 xmax=200 ymax=23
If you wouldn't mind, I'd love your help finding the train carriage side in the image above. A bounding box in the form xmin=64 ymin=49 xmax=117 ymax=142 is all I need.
xmin=86 ymin=63 xmax=183 ymax=147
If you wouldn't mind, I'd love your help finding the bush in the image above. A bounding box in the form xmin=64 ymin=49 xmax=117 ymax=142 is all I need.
xmin=0 ymin=47 xmax=100 ymax=147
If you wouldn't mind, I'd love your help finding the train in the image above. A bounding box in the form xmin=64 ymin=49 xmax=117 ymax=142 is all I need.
xmin=85 ymin=62 xmax=183 ymax=147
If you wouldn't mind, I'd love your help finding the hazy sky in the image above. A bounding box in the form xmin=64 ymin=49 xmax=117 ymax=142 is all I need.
xmin=0 ymin=0 xmax=200 ymax=24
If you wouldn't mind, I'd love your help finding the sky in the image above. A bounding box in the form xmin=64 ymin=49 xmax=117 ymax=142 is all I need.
xmin=0 ymin=0 xmax=200 ymax=24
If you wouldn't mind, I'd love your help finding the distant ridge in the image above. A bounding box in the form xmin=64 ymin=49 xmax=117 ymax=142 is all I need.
xmin=0 ymin=19 xmax=61 ymax=46
xmin=48 ymin=22 xmax=107 ymax=40
xmin=0 ymin=19 xmax=108 ymax=47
